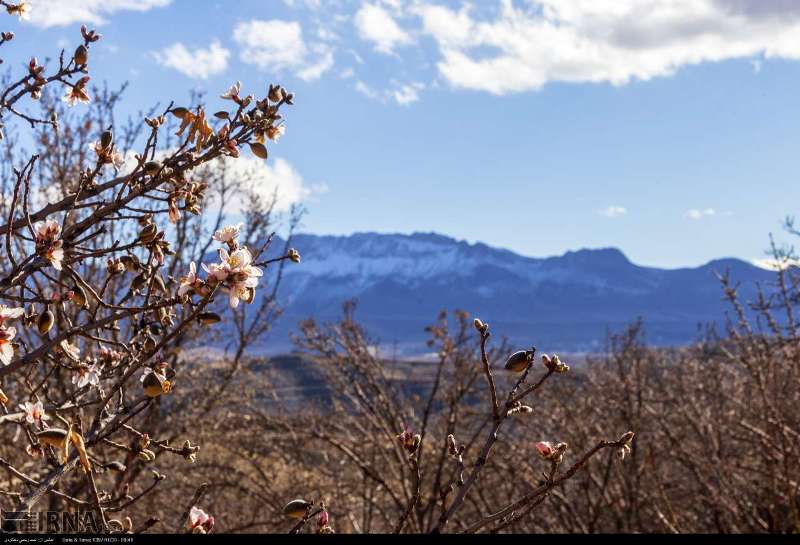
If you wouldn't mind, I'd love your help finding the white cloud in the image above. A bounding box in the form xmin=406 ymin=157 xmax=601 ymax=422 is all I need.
xmin=153 ymin=41 xmax=230 ymax=80
xmin=414 ymin=3 xmax=472 ymax=46
xmin=597 ymin=206 xmax=627 ymax=218
xmin=355 ymin=80 xmax=424 ymax=105
xmin=115 ymin=150 xmax=325 ymax=213
xmin=26 ymin=0 xmax=171 ymax=27
xmin=355 ymin=4 xmax=412 ymax=54
xmin=234 ymin=20 xmax=307 ymax=70
xmin=413 ymin=0 xmax=800 ymax=94
xmin=296 ymin=44 xmax=335 ymax=81
xmin=213 ymin=157 xmax=326 ymax=214
xmin=282 ymin=0 xmax=323 ymax=10
xmin=685 ymin=208 xmax=716 ymax=220
xmin=392 ymin=82 xmax=424 ymax=104
xmin=355 ymin=80 xmax=380 ymax=100
xmin=233 ymin=19 xmax=334 ymax=81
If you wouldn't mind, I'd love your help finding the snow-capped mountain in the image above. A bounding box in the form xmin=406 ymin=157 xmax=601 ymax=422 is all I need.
xmin=256 ymin=232 xmax=774 ymax=354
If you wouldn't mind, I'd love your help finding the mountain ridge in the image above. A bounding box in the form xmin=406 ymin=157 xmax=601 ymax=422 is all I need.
xmin=245 ymin=231 xmax=774 ymax=354
xmin=288 ymin=230 xmax=759 ymax=271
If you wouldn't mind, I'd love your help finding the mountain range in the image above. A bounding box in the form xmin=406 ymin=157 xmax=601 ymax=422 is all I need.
xmin=249 ymin=232 xmax=774 ymax=355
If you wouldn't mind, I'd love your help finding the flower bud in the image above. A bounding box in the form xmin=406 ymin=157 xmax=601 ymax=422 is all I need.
xmin=504 ymin=350 xmax=532 ymax=373
xmin=287 ymin=248 xmax=301 ymax=263
xmin=131 ymin=273 xmax=147 ymax=292
xmin=37 ymin=309 xmax=54 ymax=334
xmin=268 ymin=84 xmax=284 ymax=103
xmin=283 ymin=499 xmax=312 ymax=519
xmin=120 ymin=254 xmax=141 ymax=272
xmin=542 ymin=353 xmax=569 ymax=373
xmin=535 ymin=441 xmax=553 ymax=459
xmin=171 ymin=107 xmax=190 ymax=119
xmin=182 ymin=439 xmax=198 ymax=463
xmin=142 ymin=371 xmax=171 ymax=398
xmin=99 ymin=129 xmax=113 ymax=149
xmin=107 ymin=258 xmax=125 ymax=275
xmin=145 ymin=116 xmax=165 ymax=128
xmin=72 ymin=284 xmax=87 ymax=307
xmin=447 ymin=434 xmax=457 ymax=455
xmin=138 ymin=223 xmax=158 ymax=244
xmin=197 ymin=312 xmax=221 ymax=326
xmin=507 ymin=402 xmax=533 ymax=416
xmin=137 ymin=449 xmax=156 ymax=462
xmin=144 ymin=161 xmax=161 ymax=176
xmin=104 ymin=461 xmax=127 ymax=472
xmin=249 ymin=142 xmax=268 ymax=160
xmin=143 ymin=335 xmax=157 ymax=354
xmin=74 ymin=44 xmax=88 ymax=66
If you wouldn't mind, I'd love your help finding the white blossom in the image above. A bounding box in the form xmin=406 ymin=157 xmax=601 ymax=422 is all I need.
xmin=0 ymin=327 xmax=16 ymax=365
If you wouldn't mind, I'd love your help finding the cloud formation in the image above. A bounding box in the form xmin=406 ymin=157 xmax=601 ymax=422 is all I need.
xmin=685 ymin=208 xmax=716 ymax=220
xmin=25 ymin=0 xmax=171 ymax=27
xmin=355 ymin=80 xmax=424 ymax=105
xmin=355 ymin=4 xmax=412 ymax=54
xmin=413 ymin=0 xmax=800 ymax=94
xmin=597 ymin=206 xmax=627 ymax=218
xmin=233 ymin=19 xmax=334 ymax=81
xmin=153 ymin=41 xmax=230 ymax=79
xmin=216 ymin=157 xmax=327 ymax=214
xmin=28 ymin=0 xmax=800 ymax=103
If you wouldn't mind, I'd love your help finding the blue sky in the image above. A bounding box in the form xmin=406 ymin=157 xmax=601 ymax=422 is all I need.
xmin=4 ymin=0 xmax=800 ymax=268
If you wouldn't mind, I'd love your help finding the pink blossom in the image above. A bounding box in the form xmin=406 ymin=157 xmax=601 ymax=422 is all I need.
xmin=220 ymin=81 xmax=241 ymax=101
xmin=212 ymin=223 xmax=242 ymax=244
xmin=34 ymin=219 xmax=60 ymax=244
xmin=99 ymin=346 xmax=122 ymax=365
xmin=19 ymin=400 xmax=50 ymax=425
xmin=188 ymin=506 xmax=214 ymax=533
xmin=178 ymin=262 xmax=201 ymax=297
xmin=72 ymin=363 xmax=101 ymax=389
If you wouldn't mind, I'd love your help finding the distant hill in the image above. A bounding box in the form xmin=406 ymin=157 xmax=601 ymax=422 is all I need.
xmin=240 ymin=232 xmax=774 ymax=355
